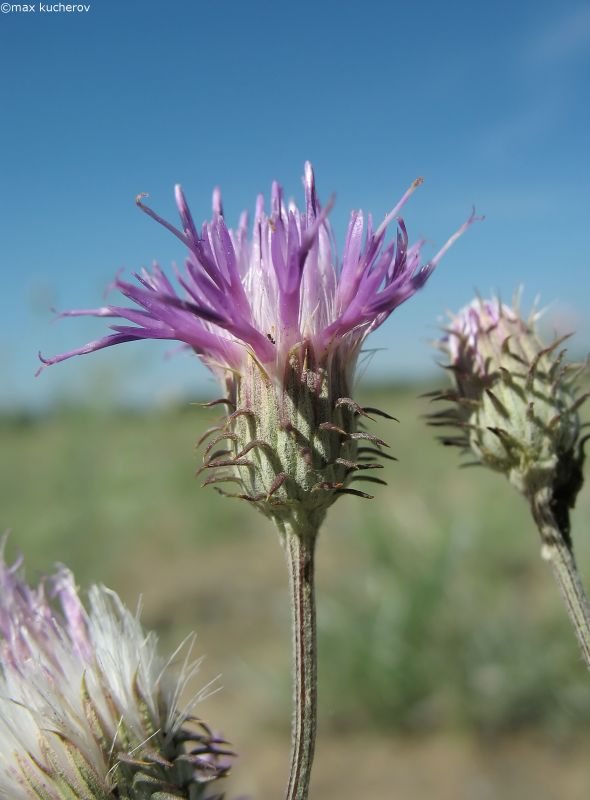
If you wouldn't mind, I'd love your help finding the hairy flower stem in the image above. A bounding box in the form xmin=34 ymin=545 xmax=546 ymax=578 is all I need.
xmin=279 ymin=522 xmax=318 ymax=800
xmin=530 ymin=491 xmax=590 ymax=670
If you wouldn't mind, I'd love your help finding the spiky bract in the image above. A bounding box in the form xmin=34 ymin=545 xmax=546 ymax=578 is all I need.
xmin=200 ymin=348 xmax=396 ymax=531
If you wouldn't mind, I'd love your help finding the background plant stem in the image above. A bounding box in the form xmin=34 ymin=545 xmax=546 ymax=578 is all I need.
xmin=279 ymin=523 xmax=318 ymax=800
xmin=530 ymin=491 xmax=590 ymax=670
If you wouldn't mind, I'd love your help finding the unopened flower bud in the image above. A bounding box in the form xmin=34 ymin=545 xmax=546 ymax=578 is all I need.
xmin=0 ymin=539 xmax=233 ymax=800
xmin=432 ymin=296 xmax=588 ymax=535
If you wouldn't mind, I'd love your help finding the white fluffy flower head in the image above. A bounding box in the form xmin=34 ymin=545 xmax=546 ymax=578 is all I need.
xmin=0 ymin=540 xmax=233 ymax=799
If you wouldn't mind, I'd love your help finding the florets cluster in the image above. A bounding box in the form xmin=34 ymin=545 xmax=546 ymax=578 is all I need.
xmin=431 ymin=296 xmax=588 ymax=536
xmin=0 ymin=541 xmax=233 ymax=800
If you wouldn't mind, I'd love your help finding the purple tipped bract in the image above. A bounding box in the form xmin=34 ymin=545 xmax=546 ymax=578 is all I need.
xmin=39 ymin=163 xmax=478 ymax=383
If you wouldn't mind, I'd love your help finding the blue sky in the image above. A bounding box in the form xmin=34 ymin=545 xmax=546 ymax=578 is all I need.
xmin=1 ymin=0 xmax=589 ymax=408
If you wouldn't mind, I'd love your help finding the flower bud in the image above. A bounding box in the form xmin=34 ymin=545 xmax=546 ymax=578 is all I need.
xmin=0 ymin=540 xmax=233 ymax=800
xmin=432 ymin=296 xmax=588 ymax=536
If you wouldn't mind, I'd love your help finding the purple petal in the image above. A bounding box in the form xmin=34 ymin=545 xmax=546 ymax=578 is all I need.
xmin=36 ymin=333 xmax=146 ymax=375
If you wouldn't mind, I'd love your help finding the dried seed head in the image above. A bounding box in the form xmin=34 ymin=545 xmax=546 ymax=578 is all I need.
xmin=432 ymin=296 xmax=587 ymax=535
xmin=0 ymin=541 xmax=233 ymax=800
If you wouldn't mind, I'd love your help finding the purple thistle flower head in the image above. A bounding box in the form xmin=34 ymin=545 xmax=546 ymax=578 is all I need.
xmin=39 ymin=163 xmax=476 ymax=384
xmin=39 ymin=165 xmax=477 ymax=532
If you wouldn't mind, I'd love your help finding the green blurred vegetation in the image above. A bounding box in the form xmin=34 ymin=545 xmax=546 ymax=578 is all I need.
xmin=1 ymin=384 xmax=590 ymax=744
